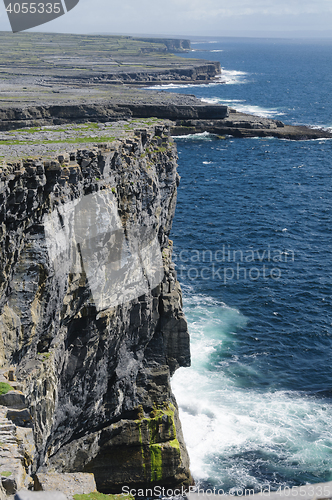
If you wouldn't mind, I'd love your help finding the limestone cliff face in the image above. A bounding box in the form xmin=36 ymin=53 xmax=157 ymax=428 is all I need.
xmin=0 ymin=124 xmax=192 ymax=492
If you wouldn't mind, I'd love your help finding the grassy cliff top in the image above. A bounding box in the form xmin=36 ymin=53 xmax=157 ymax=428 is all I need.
xmin=0 ymin=118 xmax=171 ymax=161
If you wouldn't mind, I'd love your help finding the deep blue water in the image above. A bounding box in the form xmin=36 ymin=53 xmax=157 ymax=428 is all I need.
xmin=152 ymin=38 xmax=332 ymax=492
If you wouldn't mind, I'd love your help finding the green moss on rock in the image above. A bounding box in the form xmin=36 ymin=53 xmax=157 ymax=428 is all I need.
xmin=133 ymin=402 xmax=180 ymax=482
xmin=0 ymin=382 xmax=12 ymax=395
xmin=150 ymin=443 xmax=163 ymax=482
xmin=1 ymin=471 xmax=12 ymax=477
xmin=169 ymin=438 xmax=181 ymax=453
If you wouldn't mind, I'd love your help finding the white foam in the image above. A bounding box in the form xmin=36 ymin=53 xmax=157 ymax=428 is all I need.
xmin=192 ymin=49 xmax=224 ymax=53
xmin=309 ymin=124 xmax=332 ymax=131
xmin=171 ymin=294 xmax=332 ymax=489
xmin=215 ymin=69 xmax=250 ymax=85
xmin=144 ymin=81 xmax=224 ymax=90
xmin=143 ymin=68 xmax=248 ymax=90
xmin=201 ymin=98 xmax=245 ymax=105
xmin=236 ymin=104 xmax=285 ymax=118
xmin=172 ymin=131 xmax=218 ymax=140
xmin=201 ymin=97 xmax=285 ymax=118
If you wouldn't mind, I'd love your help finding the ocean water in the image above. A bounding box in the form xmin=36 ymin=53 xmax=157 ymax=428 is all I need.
xmin=157 ymin=38 xmax=332 ymax=492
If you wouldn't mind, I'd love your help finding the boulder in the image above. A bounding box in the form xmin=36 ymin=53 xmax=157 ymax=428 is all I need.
xmin=0 ymin=391 xmax=26 ymax=410
xmin=6 ymin=409 xmax=32 ymax=428
xmin=34 ymin=472 xmax=97 ymax=496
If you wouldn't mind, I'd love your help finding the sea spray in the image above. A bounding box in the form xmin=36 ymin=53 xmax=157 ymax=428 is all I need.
xmin=171 ymin=295 xmax=332 ymax=491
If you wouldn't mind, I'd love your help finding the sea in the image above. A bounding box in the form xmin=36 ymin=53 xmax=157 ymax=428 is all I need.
xmin=148 ymin=38 xmax=332 ymax=493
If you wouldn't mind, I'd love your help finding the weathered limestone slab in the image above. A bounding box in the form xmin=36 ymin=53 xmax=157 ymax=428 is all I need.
xmin=0 ymin=406 xmax=36 ymax=493
xmin=34 ymin=472 xmax=97 ymax=496
xmin=0 ymin=483 xmax=6 ymax=500
xmin=0 ymin=448 xmax=25 ymax=494
xmin=16 ymin=427 xmax=36 ymax=472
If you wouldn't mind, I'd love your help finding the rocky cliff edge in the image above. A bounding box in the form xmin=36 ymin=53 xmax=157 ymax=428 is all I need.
xmin=0 ymin=121 xmax=192 ymax=494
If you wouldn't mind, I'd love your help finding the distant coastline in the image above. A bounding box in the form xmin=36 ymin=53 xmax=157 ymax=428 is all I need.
xmin=0 ymin=32 xmax=331 ymax=140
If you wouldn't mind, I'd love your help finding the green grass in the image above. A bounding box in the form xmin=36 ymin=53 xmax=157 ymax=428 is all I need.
xmin=13 ymin=126 xmax=46 ymax=133
xmin=73 ymin=494 xmax=134 ymax=500
xmin=0 ymin=135 xmax=116 ymax=146
xmin=0 ymin=383 xmax=12 ymax=395
xmin=1 ymin=471 xmax=12 ymax=477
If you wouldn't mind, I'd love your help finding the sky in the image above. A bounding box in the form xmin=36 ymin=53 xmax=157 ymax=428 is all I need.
xmin=0 ymin=0 xmax=332 ymax=37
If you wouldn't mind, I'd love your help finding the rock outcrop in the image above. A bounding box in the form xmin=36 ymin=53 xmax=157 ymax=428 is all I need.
xmin=0 ymin=102 xmax=228 ymax=132
xmin=0 ymin=122 xmax=192 ymax=493
xmin=83 ymin=62 xmax=221 ymax=86
xmin=170 ymin=111 xmax=332 ymax=140
xmin=0 ymin=369 xmax=35 ymax=496
xmin=1 ymin=102 xmax=331 ymax=140
xmin=34 ymin=472 xmax=96 ymax=496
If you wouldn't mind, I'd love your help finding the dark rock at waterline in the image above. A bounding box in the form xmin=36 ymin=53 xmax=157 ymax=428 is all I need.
xmin=171 ymin=112 xmax=332 ymax=140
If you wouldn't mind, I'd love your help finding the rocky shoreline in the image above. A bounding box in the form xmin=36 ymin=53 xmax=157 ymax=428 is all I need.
xmin=170 ymin=109 xmax=332 ymax=140
xmin=0 ymin=32 xmax=331 ymax=140
xmin=0 ymin=101 xmax=330 ymax=141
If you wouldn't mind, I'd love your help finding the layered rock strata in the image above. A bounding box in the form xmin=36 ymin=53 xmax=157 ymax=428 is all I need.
xmin=170 ymin=111 xmax=332 ymax=140
xmin=0 ymin=102 xmax=228 ymax=132
xmin=0 ymin=122 xmax=192 ymax=492
xmin=0 ymin=102 xmax=331 ymax=140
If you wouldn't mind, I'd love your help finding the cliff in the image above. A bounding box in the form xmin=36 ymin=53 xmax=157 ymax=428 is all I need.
xmin=0 ymin=121 xmax=192 ymax=494
xmin=135 ymin=38 xmax=191 ymax=53
xmin=0 ymin=101 xmax=228 ymax=132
